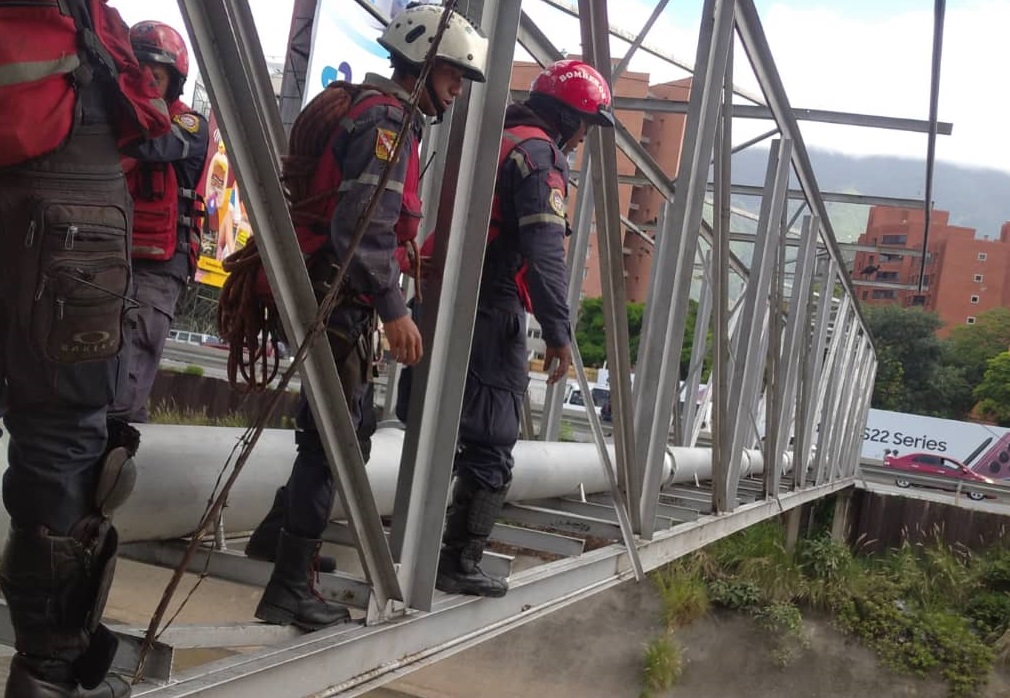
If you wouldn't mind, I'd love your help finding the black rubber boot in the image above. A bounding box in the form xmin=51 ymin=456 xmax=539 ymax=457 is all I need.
xmin=245 ymin=487 xmax=337 ymax=574
xmin=435 ymin=477 xmax=509 ymax=598
xmin=254 ymin=529 xmax=350 ymax=630
xmin=5 ymin=654 xmax=129 ymax=697
xmin=0 ymin=526 xmax=129 ymax=697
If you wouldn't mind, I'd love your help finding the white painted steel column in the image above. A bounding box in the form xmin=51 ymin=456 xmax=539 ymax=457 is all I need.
xmin=177 ymin=0 xmax=400 ymax=606
xmin=388 ymin=0 xmax=522 ymax=612
xmin=633 ymin=0 xmax=737 ymax=534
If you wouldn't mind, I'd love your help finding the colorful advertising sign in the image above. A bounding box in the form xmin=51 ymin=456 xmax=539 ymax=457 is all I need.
xmin=195 ymin=0 xmax=411 ymax=288
xmin=195 ymin=112 xmax=251 ymax=288
xmin=304 ymin=0 xmax=409 ymax=103
xmin=861 ymin=408 xmax=1010 ymax=479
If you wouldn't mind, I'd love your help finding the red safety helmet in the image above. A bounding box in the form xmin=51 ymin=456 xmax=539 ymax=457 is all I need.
xmin=531 ymin=59 xmax=614 ymax=127
xmin=130 ymin=21 xmax=189 ymax=80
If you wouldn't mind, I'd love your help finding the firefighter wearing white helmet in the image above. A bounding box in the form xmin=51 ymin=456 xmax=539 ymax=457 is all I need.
xmin=242 ymin=0 xmax=489 ymax=630
xmin=378 ymin=3 xmax=489 ymax=118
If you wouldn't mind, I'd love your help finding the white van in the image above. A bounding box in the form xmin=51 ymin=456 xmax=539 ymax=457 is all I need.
xmin=167 ymin=329 xmax=221 ymax=346
xmin=561 ymin=382 xmax=611 ymax=421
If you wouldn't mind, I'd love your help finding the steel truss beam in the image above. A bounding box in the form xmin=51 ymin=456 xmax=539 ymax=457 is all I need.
xmin=133 ymin=481 xmax=853 ymax=697
xmin=100 ymin=0 xmax=889 ymax=693
xmin=389 ymin=0 xmax=523 ymax=613
xmin=734 ymin=0 xmax=874 ymax=352
xmin=176 ymin=0 xmax=400 ymax=611
xmin=578 ymin=0 xmax=640 ymax=528
xmin=608 ymin=96 xmax=954 ymax=134
xmin=277 ymin=0 xmax=317 ymax=132
xmin=634 ymin=0 xmax=737 ymax=533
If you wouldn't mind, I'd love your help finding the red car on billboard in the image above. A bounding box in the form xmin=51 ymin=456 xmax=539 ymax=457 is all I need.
xmin=884 ymin=452 xmax=995 ymax=501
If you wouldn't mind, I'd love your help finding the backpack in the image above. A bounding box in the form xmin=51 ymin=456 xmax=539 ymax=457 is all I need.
xmin=217 ymin=82 xmax=402 ymax=390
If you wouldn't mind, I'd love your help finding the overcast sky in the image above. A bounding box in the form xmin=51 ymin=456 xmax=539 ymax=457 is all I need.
xmin=113 ymin=0 xmax=1010 ymax=175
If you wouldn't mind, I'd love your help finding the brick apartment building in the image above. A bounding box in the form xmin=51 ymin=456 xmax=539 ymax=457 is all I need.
xmin=852 ymin=206 xmax=1010 ymax=335
xmin=510 ymin=62 xmax=690 ymax=303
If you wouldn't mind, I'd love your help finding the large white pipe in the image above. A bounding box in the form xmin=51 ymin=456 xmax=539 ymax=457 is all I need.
xmin=0 ymin=426 xmax=784 ymax=543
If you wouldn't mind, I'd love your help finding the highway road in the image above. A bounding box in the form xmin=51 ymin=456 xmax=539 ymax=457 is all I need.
xmin=857 ymin=462 xmax=1010 ymax=514
xmin=159 ymin=340 xmax=609 ymax=438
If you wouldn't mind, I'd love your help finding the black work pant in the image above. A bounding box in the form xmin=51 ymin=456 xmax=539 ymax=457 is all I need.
xmin=0 ymin=123 xmax=130 ymax=536
xmin=454 ymin=307 xmax=528 ymax=491
xmin=110 ymin=264 xmax=186 ymax=422
xmin=282 ymin=303 xmax=376 ymax=539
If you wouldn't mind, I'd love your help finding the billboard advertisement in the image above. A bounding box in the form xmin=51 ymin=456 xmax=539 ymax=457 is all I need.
xmin=195 ymin=112 xmax=251 ymax=288
xmin=862 ymin=408 xmax=1010 ymax=479
xmin=304 ymin=0 xmax=410 ymax=103
xmin=195 ymin=0 xmax=410 ymax=288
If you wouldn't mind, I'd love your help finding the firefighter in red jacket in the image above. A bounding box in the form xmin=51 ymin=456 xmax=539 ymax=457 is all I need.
xmin=244 ymin=3 xmax=488 ymax=631
xmin=435 ymin=59 xmax=614 ymax=597
xmin=0 ymin=1 xmax=171 ymax=696
xmin=111 ymin=21 xmax=209 ymax=423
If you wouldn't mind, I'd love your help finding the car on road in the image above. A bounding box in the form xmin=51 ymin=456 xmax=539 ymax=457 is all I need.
xmin=563 ymin=384 xmax=611 ymax=421
xmin=883 ymin=452 xmax=995 ymax=501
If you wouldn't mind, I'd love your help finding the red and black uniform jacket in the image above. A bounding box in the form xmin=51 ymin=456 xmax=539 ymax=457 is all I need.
xmin=0 ymin=0 xmax=170 ymax=167
xmin=308 ymin=73 xmax=423 ymax=323
xmin=121 ymin=99 xmax=210 ymax=279
xmin=483 ymin=102 xmax=572 ymax=349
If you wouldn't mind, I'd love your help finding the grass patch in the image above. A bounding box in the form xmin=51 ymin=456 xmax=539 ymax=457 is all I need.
xmin=653 ymin=562 xmax=710 ymax=630
xmin=557 ymin=421 xmax=576 ymax=442
xmin=640 ymin=633 xmax=682 ymax=697
xmin=148 ymin=401 xmax=251 ymax=427
xmin=698 ymin=520 xmax=1005 ymax=695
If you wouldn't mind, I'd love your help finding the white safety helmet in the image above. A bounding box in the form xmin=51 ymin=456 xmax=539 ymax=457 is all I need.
xmin=378 ymin=3 xmax=489 ymax=83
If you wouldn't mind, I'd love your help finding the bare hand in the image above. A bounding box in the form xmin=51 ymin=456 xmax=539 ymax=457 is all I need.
xmin=384 ymin=315 xmax=423 ymax=366
xmin=542 ymin=344 xmax=572 ymax=385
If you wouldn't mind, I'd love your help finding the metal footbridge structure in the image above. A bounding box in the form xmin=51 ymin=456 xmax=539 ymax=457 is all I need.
xmin=1 ymin=0 xmax=957 ymax=694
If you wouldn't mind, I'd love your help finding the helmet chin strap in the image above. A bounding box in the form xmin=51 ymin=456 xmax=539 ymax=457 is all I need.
xmin=556 ymin=109 xmax=581 ymax=150
xmin=426 ymin=76 xmax=446 ymax=125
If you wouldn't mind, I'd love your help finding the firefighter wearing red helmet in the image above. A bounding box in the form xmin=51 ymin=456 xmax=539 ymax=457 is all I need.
xmin=110 ymin=21 xmax=210 ymax=424
xmin=0 ymin=1 xmax=172 ymax=696
xmin=433 ymin=59 xmax=614 ymax=598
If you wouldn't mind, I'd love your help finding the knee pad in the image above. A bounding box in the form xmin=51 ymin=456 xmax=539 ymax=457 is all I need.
xmin=96 ymin=419 xmax=139 ymax=516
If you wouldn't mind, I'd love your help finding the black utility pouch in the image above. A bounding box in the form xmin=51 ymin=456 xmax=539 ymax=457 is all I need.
xmin=24 ymin=199 xmax=130 ymax=364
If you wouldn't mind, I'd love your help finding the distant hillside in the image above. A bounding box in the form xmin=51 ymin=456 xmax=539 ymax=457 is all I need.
xmin=728 ymin=147 xmax=1010 ymax=243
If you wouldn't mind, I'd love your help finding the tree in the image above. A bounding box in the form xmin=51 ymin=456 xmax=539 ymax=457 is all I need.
xmin=575 ymin=297 xmax=608 ymax=367
xmin=863 ymin=305 xmax=950 ymax=415
xmin=945 ymin=307 xmax=1010 ymax=387
xmin=575 ymin=297 xmax=697 ymax=371
xmin=871 ymin=346 xmax=905 ymax=411
xmin=974 ymin=352 xmax=1010 ymax=426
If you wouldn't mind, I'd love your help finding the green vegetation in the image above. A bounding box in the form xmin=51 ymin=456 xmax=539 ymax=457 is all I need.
xmin=148 ymin=402 xmax=251 ymax=427
xmin=183 ymin=364 xmax=205 ymax=377
xmin=640 ymin=633 xmax=683 ymax=698
xmin=974 ymin=351 xmax=1010 ymax=426
xmin=557 ymin=421 xmax=576 ymax=443
xmin=576 ymin=298 xmax=709 ymax=379
xmin=864 ymin=305 xmax=1010 ymax=420
xmin=576 ymin=301 xmax=1010 ymax=421
xmin=644 ymin=518 xmax=1010 ymax=696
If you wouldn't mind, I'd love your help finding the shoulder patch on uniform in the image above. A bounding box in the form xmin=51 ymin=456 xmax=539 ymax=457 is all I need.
xmin=173 ymin=113 xmax=200 ymax=133
xmin=549 ymin=188 xmax=566 ymax=216
xmin=546 ymin=170 xmax=566 ymax=191
xmin=375 ymin=128 xmax=399 ymax=161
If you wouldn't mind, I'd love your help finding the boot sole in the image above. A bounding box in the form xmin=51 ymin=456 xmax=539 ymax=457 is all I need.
xmin=435 ymin=577 xmax=509 ymax=598
xmin=255 ymin=601 xmax=351 ymax=631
